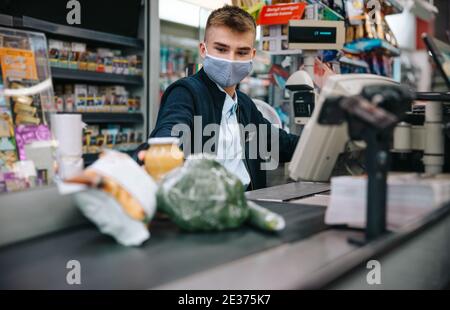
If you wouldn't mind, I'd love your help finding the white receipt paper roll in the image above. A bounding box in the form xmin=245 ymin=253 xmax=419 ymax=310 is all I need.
xmin=51 ymin=114 xmax=84 ymax=157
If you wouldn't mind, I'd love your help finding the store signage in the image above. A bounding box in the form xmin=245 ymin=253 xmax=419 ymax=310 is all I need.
xmin=257 ymin=3 xmax=306 ymax=26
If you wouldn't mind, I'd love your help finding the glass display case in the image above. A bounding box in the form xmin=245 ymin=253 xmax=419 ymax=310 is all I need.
xmin=0 ymin=27 xmax=55 ymax=193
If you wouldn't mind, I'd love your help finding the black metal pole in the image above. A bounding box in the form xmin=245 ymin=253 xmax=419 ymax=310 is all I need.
xmin=365 ymin=130 xmax=389 ymax=241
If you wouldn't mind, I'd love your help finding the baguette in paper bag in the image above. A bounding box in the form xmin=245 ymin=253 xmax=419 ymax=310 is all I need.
xmin=67 ymin=150 xmax=157 ymax=246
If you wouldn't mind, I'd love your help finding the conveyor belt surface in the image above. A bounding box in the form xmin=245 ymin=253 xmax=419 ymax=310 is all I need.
xmin=0 ymin=202 xmax=327 ymax=289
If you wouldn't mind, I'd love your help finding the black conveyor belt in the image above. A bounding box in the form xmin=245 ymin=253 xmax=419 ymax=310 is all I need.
xmin=0 ymin=202 xmax=327 ymax=289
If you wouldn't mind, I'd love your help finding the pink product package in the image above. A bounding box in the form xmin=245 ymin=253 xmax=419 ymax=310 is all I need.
xmin=15 ymin=124 xmax=52 ymax=160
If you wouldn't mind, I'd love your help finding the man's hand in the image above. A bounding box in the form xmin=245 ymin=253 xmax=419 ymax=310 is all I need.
xmin=138 ymin=151 xmax=146 ymax=163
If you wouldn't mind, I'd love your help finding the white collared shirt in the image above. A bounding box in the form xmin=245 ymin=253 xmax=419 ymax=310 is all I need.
xmin=215 ymin=84 xmax=251 ymax=187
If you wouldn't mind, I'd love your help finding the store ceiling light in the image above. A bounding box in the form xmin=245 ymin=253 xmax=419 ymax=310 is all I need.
xmin=159 ymin=0 xmax=231 ymax=28
xmin=182 ymin=0 xmax=231 ymax=10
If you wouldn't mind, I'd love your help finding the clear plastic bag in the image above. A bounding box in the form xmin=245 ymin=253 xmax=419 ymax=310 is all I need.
xmin=157 ymin=155 xmax=249 ymax=232
xmin=157 ymin=155 xmax=285 ymax=232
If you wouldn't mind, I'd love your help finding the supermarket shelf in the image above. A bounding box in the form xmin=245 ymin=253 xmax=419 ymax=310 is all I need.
xmin=83 ymin=150 xmax=137 ymax=166
xmin=59 ymin=112 xmax=144 ymax=124
xmin=0 ymin=14 xmax=13 ymax=27
xmin=339 ymin=56 xmax=369 ymax=69
xmin=51 ymin=67 xmax=144 ymax=86
xmin=18 ymin=16 xmax=144 ymax=49
xmin=306 ymin=1 xmax=345 ymax=20
xmin=344 ymin=39 xmax=401 ymax=57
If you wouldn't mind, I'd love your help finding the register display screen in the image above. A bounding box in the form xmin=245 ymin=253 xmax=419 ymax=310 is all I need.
xmin=430 ymin=38 xmax=450 ymax=87
xmin=289 ymin=26 xmax=337 ymax=44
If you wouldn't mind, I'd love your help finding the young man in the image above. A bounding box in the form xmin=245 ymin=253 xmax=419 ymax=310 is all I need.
xmin=138 ymin=5 xmax=299 ymax=190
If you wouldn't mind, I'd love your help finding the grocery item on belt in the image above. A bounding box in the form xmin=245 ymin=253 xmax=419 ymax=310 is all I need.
xmin=157 ymin=154 xmax=285 ymax=232
xmin=144 ymin=137 xmax=184 ymax=181
xmin=67 ymin=150 xmax=157 ymax=246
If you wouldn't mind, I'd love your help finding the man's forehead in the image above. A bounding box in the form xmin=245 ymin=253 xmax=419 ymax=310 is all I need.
xmin=205 ymin=25 xmax=255 ymax=46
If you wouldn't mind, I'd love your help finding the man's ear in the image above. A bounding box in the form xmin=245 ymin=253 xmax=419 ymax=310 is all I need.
xmin=252 ymin=48 xmax=257 ymax=59
xmin=199 ymin=42 xmax=207 ymax=59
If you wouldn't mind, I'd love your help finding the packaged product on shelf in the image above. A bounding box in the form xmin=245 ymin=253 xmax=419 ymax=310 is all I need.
xmin=104 ymin=126 xmax=120 ymax=149
xmin=95 ymin=93 xmax=103 ymax=112
xmin=54 ymin=85 xmax=64 ymax=112
xmin=128 ymin=55 xmax=142 ymax=76
xmin=96 ymin=51 xmax=105 ymax=73
xmin=101 ymin=129 xmax=111 ymax=149
xmin=75 ymin=84 xmax=87 ymax=112
xmin=58 ymin=41 xmax=71 ymax=68
xmin=83 ymin=125 xmax=99 ymax=154
xmin=8 ymin=79 xmax=46 ymax=125
xmin=0 ymin=106 xmax=18 ymax=170
xmin=120 ymin=128 xmax=130 ymax=150
xmin=112 ymin=50 xmax=123 ymax=74
xmin=87 ymin=135 xmax=99 ymax=154
xmin=54 ymin=95 xmax=64 ymax=112
xmin=136 ymin=55 xmax=143 ymax=76
xmin=98 ymin=48 xmax=114 ymax=74
xmin=48 ymin=39 xmax=63 ymax=67
xmin=99 ymin=86 xmax=112 ymax=112
xmin=87 ymin=50 xmax=98 ymax=71
xmin=64 ymin=84 xmax=75 ymax=112
xmin=127 ymin=97 xmax=135 ymax=113
xmin=14 ymin=124 xmax=51 ymax=161
xmin=122 ymin=57 xmax=130 ymax=75
xmin=134 ymin=96 xmax=141 ymax=112
xmin=128 ymin=55 xmax=137 ymax=76
xmin=71 ymin=42 xmax=86 ymax=70
xmin=86 ymin=85 xmax=98 ymax=113
xmin=78 ymin=48 xmax=88 ymax=71
xmin=111 ymin=86 xmax=128 ymax=112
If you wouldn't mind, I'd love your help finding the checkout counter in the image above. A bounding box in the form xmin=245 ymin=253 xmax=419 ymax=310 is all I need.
xmin=1 ymin=181 xmax=450 ymax=290
xmin=1 ymin=72 xmax=450 ymax=290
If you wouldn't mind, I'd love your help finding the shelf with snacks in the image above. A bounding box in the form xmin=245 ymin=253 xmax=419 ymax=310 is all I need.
xmin=81 ymin=124 xmax=145 ymax=167
xmin=51 ymin=67 xmax=144 ymax=86
xmin=53 ymin=82 xmax=143 ymax=120
xmin=18 ymin=16 xmax=144 ymax=49
xmin=344 ymin=38 xmax=401 ymax=57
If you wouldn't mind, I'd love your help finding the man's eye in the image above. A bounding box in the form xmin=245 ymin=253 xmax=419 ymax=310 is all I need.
xmin=238 ymin=51 xmax=249 ymax=56
xmin=216 ymin=47 xmax=227 ymax=53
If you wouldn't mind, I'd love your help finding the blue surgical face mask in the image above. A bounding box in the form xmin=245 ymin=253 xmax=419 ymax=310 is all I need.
xmin=202 ymin=45 xmax=253 ymax=88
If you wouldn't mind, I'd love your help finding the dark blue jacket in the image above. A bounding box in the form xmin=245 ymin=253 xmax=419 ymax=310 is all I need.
xmin=136 ymin=68 xmax=299 ymax=190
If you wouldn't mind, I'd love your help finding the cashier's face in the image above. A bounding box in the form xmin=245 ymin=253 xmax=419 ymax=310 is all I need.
xmin=200 ymin=26 xmax=256 ymax=62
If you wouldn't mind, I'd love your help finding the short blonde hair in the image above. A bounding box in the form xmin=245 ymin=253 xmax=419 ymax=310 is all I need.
xmin=205 ymin=5 xmax=256 ymax=40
